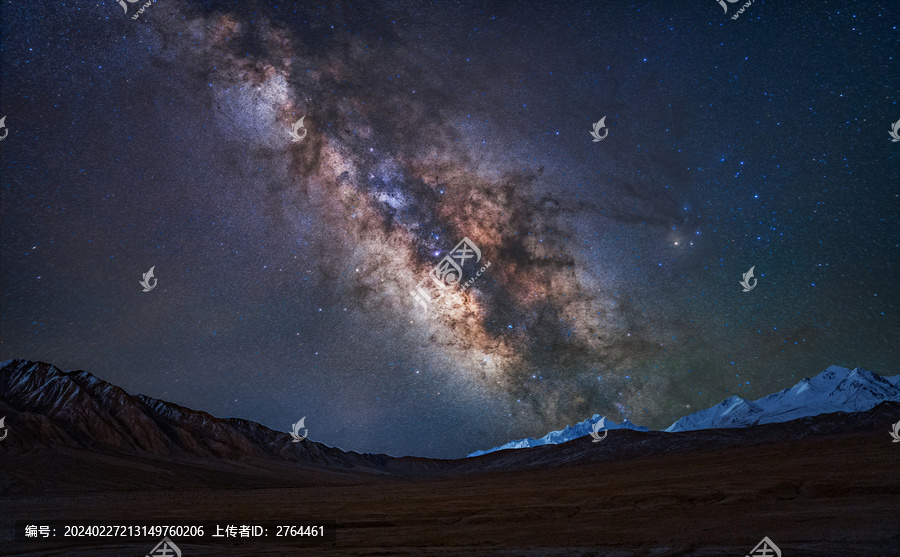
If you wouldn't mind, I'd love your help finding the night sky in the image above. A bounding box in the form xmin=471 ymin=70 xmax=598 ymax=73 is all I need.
xmin=1 ymin=0 xmax=898 ymax=459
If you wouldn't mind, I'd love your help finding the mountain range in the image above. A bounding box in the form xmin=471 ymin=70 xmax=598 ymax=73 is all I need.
xmin=2 ymin=358 xmax=898 ymax=556
xmin=468 ymin=365 xmax=899 ymax=456
xmin=0 ymin=358 xmax=400 ymax=478
xmin=2 ymin=359 xmax=898 ymax=482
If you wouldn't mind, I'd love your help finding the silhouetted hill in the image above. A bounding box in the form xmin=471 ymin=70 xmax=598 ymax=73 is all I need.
xmin=2 ymin=358 xmax=899 ymax=494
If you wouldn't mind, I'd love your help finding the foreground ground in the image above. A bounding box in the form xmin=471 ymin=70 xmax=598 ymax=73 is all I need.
xmin=3 ymin=426 xmax=897 ymax=556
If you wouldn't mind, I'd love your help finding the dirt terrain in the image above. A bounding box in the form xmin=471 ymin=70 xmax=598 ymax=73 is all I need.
xmin=3 ymin=428 xmax=897 ymax=556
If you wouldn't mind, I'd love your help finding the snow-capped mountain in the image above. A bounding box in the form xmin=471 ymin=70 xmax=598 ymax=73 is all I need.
xmin=468 ymin=365 xmax=898 ymax=457
xmin=5 ymin=358 xmax=897 ymax=468
xmin=665 ymin=365 xmax=899 ymax=432
xmin=467 ymin=415 xmax=649 ymax=457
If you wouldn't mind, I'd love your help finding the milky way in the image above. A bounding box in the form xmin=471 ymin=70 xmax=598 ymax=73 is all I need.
xmin=146 ymin=4 xmax=682 ymax=421
xmin=2 ymin=0 xmax=898 ymax=457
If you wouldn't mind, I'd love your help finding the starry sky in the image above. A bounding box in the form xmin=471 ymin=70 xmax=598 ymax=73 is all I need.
xmin=1 ymin=0 xmax=898 ymax=459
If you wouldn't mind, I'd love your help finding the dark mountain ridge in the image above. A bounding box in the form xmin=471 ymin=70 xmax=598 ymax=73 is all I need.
xmin=2 ymin=358 xmax=899 ymax=493
xmin=0 ymin=359 xmax=401 ymax=477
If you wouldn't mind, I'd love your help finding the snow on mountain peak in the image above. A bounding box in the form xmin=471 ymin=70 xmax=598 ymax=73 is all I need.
xmin=467 ymin=414 xmax=650 ymax=457
xmin=467 ymin=365 xmax=897 ymax=457
xmin=665 ymin=366 xmax=898 ymax=433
